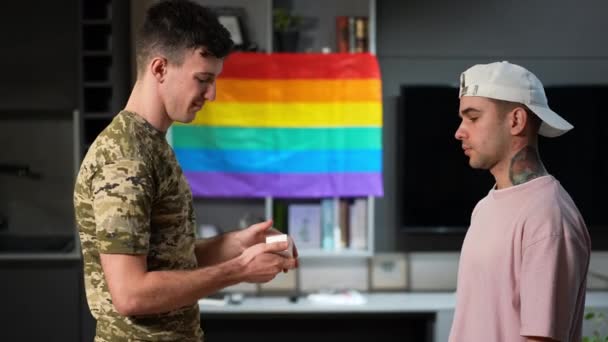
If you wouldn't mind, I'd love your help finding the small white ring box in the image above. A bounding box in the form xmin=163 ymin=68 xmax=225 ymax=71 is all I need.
xmin=265 ymin=234 xmax=294 ymax=258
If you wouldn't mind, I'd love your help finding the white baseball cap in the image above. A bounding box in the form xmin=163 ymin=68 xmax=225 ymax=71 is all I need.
xmin=459 ymin=61 xmax=573 ymax=137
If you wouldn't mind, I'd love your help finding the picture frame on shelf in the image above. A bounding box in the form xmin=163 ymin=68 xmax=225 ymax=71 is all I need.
xmin=213 ymin=7 xmax=256 ymax=51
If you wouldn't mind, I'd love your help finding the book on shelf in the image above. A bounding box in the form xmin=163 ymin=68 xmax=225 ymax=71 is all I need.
xmin=348 ymin=17 xmax=356 ymax=52
xmin=281 ymin=197 xmax=368 ymax=253
xmin=354 ymin=17 xmax=369 ymax=53
xmin=349 ymin=198 xmax=368 ymax=250
xmin=336 ymin=16 xmax=349 ymax=53
xmin=320 ymin=198 xmax=335 ymax=250
xmin=338 ymin=199 xmax=350 ymax=249
xmin=288 ymin=203 xmax=322 ymax=249
xmin=272 ymin=199 xmax=288 ymax=233
xmin=335 ymin=16 xmax=369 ymax=53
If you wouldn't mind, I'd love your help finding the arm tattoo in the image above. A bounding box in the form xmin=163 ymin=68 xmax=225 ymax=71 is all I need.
xmin=509 ymin=146 xmax=547 ymax=185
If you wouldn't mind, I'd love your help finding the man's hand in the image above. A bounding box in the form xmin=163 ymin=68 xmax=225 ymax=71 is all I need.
xmin=236 ymin=220 xmax=300 ymax=264
xmin=235 ymin=220 xmax=273 ymax=249
xmin=238 ymin=241 xmax=297 ymax=283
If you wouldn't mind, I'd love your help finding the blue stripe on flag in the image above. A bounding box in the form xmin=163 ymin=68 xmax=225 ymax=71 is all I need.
xmin=175 ymin=149 xmax=382 ymax=173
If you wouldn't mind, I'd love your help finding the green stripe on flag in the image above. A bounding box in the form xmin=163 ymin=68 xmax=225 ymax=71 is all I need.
xmin=172 ymin=126 xmax=381 ymax=150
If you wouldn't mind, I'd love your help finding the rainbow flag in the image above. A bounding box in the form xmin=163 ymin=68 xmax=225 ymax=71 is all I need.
xmin=172 ymin=52 xmax=383 ymax=198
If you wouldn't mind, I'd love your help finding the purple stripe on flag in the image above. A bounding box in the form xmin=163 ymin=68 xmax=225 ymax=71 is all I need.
xmin=184 ymin=172 xmax=383 ymax=198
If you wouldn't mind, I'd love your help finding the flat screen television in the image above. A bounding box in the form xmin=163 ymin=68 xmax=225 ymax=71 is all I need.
xmin=398 ymin=85 xmax=608 ymax=233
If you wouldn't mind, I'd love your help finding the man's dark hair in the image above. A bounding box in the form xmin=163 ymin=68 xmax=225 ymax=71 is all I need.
xmin=493 ymin=99 xmax=542 ymax=134
xmin=136 ymin=0 xmax=233 ymax=75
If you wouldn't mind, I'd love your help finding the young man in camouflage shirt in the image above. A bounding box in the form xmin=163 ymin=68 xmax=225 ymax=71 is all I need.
xmin=74 ymin=1 xmax=298 ymax=340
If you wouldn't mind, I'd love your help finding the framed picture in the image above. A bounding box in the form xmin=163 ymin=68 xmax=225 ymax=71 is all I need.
xmin=213 ymin=7 xmax=251 ymax=50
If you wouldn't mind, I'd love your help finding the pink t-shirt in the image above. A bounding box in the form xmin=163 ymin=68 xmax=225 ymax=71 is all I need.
xmin=449 ymin=175 xmax=591 ymax=342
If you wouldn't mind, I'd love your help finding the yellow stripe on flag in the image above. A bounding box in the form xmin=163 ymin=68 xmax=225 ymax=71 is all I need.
xmin=216 ymin=79 xmax=381 ymax=102
xmin=190 ymin=102 xmax=382 ymax=127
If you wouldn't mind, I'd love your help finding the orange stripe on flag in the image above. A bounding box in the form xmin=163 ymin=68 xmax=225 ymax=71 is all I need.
xmin=216 ymin=79 xmax=381 ymax=102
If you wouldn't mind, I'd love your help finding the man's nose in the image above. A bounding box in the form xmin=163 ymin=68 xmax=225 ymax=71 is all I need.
xmin=204 ymin=83 xmax=216 ymax=101
xmin=454 ymin=124 xmax=465 ymax=140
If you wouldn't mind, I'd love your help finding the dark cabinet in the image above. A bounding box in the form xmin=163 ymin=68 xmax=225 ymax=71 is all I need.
xmin=202 ymin=313 xmax=433 ymax=342
xmin=0 ymin=1 xmax=78 ymax=112
xmin=0 ymin=259 xmax=83 ymax=342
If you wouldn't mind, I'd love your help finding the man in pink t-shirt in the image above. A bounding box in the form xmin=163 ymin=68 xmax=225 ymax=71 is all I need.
xmin=449 ymin=61 xmax=591 ymax=342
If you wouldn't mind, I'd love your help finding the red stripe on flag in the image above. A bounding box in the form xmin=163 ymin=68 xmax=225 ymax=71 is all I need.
xmin=219 ymin=52 xmax=381 ymax=80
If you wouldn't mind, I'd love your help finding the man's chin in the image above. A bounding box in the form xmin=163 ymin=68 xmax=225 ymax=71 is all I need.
xmin=468 ymin=159 xmax=491 ymax=170
xmin=468 ymin=159 xmax=483 ymax=169
xmin=184 ymin=109 xmax=200 ymax=123
xmin=172 ymin=115 xmax=196 ymax=125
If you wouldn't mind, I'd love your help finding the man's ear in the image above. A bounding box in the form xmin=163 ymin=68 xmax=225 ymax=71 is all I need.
xmin=149 ymin=57 xmax=167 ymax=83
xmin=509 ymin=107 xmax=528 ymax=136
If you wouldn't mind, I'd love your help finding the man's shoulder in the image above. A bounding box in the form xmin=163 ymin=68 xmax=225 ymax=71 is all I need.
xmin=525 ymin=176 xmax=578 ymax=214
xmin=519 ymin=176 xmax=588 ymax=243
xmin=84 ymin=113 xmax=161 ymax=168
xmin=75 ymin=113 xmax=152 ymax=194
xmin=97 ymin=114 xmax=150 ymax=157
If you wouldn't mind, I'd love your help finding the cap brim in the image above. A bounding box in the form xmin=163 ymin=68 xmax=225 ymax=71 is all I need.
xmin=527 ymin=104 xmax=574 ymax=138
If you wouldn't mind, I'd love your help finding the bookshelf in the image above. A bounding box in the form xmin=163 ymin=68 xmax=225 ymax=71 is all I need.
xmin=78 ymin=0 xmax=131 ymax=158
xmin=269 ymin=197 xmax=375 ymax=258
xmin=187 ymin=0 xmax=378 ymax=260
xmin=194 ymin=0 xmax=375 ymax=53
xmin=273 ymin=0 xmax=376 ymax=54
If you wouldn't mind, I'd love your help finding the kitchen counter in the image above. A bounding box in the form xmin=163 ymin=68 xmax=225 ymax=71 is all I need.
xmin=199 ymin=292 xmax=456 ymax=314
xmin=0 ymin=233 xmax=80 ymax=262
xmin=198 ymin=292 xmax=454 ymax=341
xmin=199 ymin=291 xmax=608 ymax=342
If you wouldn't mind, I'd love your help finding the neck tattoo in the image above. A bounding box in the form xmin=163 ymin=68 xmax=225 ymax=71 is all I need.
xmin=509 ymin=146 xmax=547 ymax=186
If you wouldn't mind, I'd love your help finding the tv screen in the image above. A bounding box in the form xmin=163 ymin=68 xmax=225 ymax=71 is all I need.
xmin=398 ymin=85 xmax=608 ymax=232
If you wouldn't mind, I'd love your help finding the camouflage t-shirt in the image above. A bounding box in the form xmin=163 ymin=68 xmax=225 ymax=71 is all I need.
xmin=74 ymin=111 xmax=202 ymax=341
